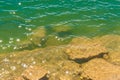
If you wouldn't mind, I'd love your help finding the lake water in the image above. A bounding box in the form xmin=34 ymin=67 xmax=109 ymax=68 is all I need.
xmin=0 ymin=0 xmax=120 ymax=53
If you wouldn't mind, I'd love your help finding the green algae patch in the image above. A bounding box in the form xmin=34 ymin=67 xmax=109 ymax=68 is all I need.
xmin=14 ymin=27 xmax=46 ymax=50
xmin=0 ymin=25 xmax=73 ymax=53
xmin=29 ymin=27 xmax=46 ymax=45
xmin=13 ymin=26 xmax=73 ymax=51
xmin=52 ymin=25 xmax=73 ymax=37
xmin=53 ymin=25 xmax=72 ymax=33
xmin=12 ymin=26 xmax=73 ymax=51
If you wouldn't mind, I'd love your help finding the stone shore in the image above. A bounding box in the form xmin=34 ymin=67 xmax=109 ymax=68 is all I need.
xmin=0 ymin=34 xmax=120 ymax=80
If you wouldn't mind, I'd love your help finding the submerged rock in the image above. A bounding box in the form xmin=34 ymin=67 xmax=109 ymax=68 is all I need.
xmin=53 ymin=25 xmax=72 ymax=37
xmin=14 ymin=77 xmax=24 ymax=80
xmin=21 ymin=66 xmax=48 ymax=80
xmin=48 ymin=60 xmax=82 ymax=80
xmin=81 ymin=58 xmax=120 ymax=80
xmin=94 ymin=35 xmax=120 ymax=65
xmin=29 ymin=27 xmax=46 ymax=45
xmin=105 ymin=50 xmax=120 ymax=66
xmin=53 ymin=25 xmax=72 ymax=33
xmin=17 ymin=27 xmax=46 ymax=50
xmin=94 ymin=35 xmax=120 ymax=51
xmin=44 ymin=35 xmax=71 ymax=47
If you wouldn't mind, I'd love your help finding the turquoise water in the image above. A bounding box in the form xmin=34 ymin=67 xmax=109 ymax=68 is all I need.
xmin=0 ymin=0 xmax=120 ymax=52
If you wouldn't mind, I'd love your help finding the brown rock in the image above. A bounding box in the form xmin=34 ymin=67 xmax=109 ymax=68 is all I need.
xmin=106 ymin=50 xmax=120 ymax=65
xmin=81 ymin=58 xmax=120 ymax=80
xmin=14 ymin=77 xmax=24 ymax=80
xmin=65 ymin=37 xmax=107 ymax=59
xmin=94 ymin=35 xmax=120 ymax=51
xmin=70 ymin=37 xmax=91 ymax=45
xmin=21 ymin=66 xmax=47 ymax=80
xmin=48 ymin=60 xmax=82 ymax=80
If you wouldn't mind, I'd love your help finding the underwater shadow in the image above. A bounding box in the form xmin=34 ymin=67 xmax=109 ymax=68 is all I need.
xmin=72 ymin=52 xmax=108 ymax=64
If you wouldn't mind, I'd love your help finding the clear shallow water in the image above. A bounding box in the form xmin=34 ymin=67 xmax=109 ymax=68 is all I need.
xmin=0 ymin=0 xmax=120 ymax=52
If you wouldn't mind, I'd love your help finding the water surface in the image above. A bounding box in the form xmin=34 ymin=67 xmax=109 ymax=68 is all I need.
xmin=0 ymin=0 xmax=120 ymax=52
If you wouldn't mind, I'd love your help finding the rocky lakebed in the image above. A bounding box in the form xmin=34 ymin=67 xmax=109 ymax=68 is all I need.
xmin=0 ymin=26 xmax=120 ymax=80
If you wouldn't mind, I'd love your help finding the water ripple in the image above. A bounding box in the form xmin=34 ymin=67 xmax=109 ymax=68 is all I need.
xmin=0 ymin=0 xmax=120 ymax=52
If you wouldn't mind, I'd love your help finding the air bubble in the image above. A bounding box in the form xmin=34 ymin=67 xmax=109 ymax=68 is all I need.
xmin=55 ymin=36 xmax=58 ymax=39
xmin=18 ymin=2 xmax=21 ymax=5
xmin=13 ymin=46 xmax=17 ymax=50
xmin=21 ymin=63 xmax=28 ymax=68
xmin=32 ymin=61 xmax=36 ymax=64
xmin=3 ymin=58 xmax=9 ymax=62
xmin=16 ymin=38 xmax=20 ymax=42
xmin=2 ymin=47 xmax=6 ymax=50
xmin=28 ymin=28 xmax=32 ymax=31
xmin=10 ymin=66 xmax=16 ymax=71
xmin=29 ymin=73 xmax=32 ymax=76
xmin=38 ymin=44 xmax=41 ymax=47
xmin=9 ymin=41 xmax=13 ymax=44
xmin=0 ymin=40 xmax=3 ymax=43
xmin=65 ymin=70 xmax=69 ymax=74
xmin=18 ymin=25 xmax=22 ymax=28
xmin=9 ymin=38 xmax=14 ymax=41
xmin=10 ymin=11 xmax=16 ymax=14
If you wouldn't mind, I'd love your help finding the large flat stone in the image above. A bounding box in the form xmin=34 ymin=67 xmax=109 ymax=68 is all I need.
xmin=65 ymin=37 xmax=107 ymax=59
xmin=81 ymin=58 xmax=120 ymax=80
